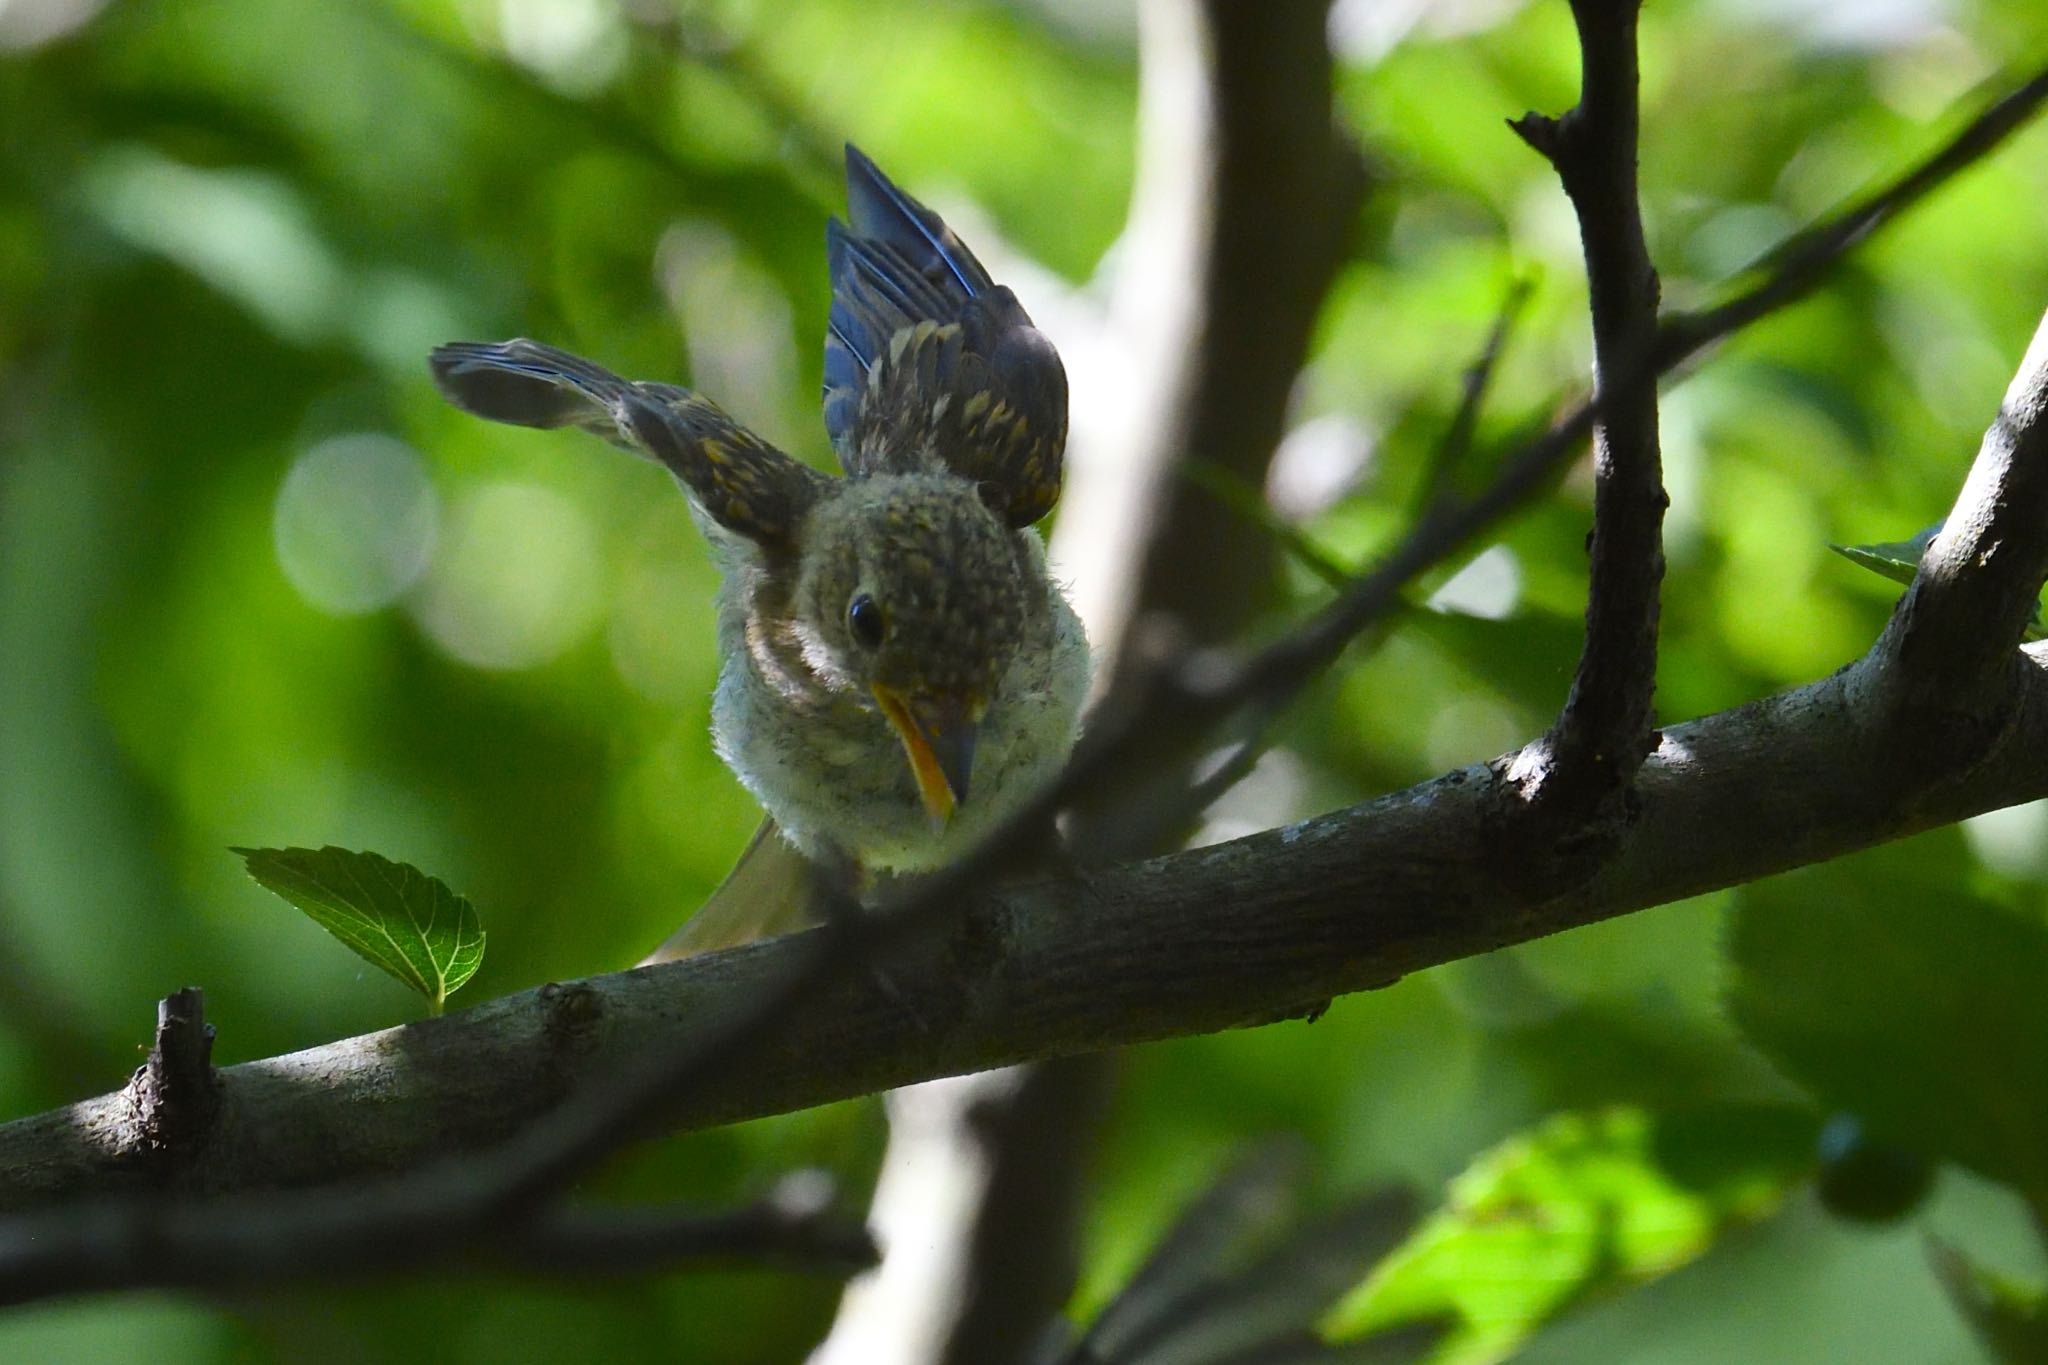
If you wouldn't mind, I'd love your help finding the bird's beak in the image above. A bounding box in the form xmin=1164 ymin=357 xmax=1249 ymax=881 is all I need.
xmin=872 ymin=686 xmax=981 ymax=828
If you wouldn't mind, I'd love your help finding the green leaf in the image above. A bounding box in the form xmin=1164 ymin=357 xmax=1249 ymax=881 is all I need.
xmin=233 ymin=846 xmax=485 ymax=1015
xmin=1828 ymin=523 xmax=1941 ymax=588
xmin=1324 ymin=1107 xmax=1797 ymax=1363
xmin=1727 ymin=834 xmax=2048 ymax=1203
xmin=1830 ymin=522 xmax=2046 ymax=640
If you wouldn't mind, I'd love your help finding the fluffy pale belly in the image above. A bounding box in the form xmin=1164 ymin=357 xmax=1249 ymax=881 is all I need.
xmin=711 ymin=651 xmax=1086 ymax=874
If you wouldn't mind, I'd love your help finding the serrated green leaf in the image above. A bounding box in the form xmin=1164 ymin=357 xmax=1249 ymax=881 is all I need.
xmin=233 ymin=846 xmax=485 ymax=1014
xmin=1727 ymin=835 xmax=2048 ymax=1203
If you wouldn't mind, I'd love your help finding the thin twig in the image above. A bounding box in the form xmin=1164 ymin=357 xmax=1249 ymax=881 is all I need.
xmin=1186 ymin=272 xmax=1538 ymax=599
xmin=1182 ymin=461 xmax=1355 ymax=590
xmin=1662 ymin=65 xmax=2048 ymax=365
xmin=1413 ymin=272 xmax=1538 ymax=520
xmin=0 ymin=1170 xmax=872 ymax=1306
xmin=1219 ymin=56 xmax=2048 ymax=723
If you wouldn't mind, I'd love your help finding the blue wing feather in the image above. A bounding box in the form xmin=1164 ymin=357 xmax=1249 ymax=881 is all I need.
xmin=842 ymin=143 xmax=994 ymax=298
xmin=825 ymin=148 xmax=1004 ymax=460
xmin=820 ymin=146 xmax=1068 ymax=525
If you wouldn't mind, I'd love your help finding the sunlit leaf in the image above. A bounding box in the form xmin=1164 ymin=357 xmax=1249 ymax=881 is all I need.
xmin=233 ymin=846 xmax=485 ymax=1015
xmin=1324 ymin=1107 xmax=1796 ymax=1363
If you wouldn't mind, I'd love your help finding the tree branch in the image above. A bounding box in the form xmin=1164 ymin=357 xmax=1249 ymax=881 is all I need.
xmin=1503 ymin=0 xmax=1667 ymax=858
xmin=1412 ymin=274 xmax=1535 ymax=520
xmin=118 ymin=987 xmax=219 ymax=1174
xmin=1861 ymin=307 xmax=2048 ymax=763
xmin=12 ymin=281 xmax=2048 ymax=1225
xmin=1201 ymin=56 xmax=2048 ymax=731
xmin=9 ymin=640 xmax=2048 ymax=1211
xmin=0 ymin=1169 xmax=874 ymax=1305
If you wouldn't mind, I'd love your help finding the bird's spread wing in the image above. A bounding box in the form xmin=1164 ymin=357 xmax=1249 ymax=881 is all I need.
xmin=823 ymin=146 xmax=1068 ymax=528
xmin=430 ymin=339 xmax=828 ymax=549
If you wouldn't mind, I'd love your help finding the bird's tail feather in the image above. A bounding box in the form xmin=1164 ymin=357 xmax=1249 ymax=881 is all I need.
xmin=640 ymin=817 xmax=822 ymax=964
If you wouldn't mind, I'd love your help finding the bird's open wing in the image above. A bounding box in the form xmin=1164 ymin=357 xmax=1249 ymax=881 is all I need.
xmin=823 ymin=146 xmax=1067 ymax=528
xmin=431 ymin=339 xmax=828 ymax=549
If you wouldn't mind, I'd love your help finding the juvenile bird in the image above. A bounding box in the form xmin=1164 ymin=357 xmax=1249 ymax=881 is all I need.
xmin=430 ymin=146 xmax=1090 ymax=954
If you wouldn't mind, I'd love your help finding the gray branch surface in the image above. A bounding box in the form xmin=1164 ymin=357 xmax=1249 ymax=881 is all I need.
xmin=1505 ymin=0 xmax=1668 ymax=855
xmin=7 ymin=625 xmax=2048 ymax=1211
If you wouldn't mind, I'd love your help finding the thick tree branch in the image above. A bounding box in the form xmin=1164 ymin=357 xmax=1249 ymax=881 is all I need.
xmin=1504 ymin=0 xmax=1667 ymax=854
xmin=1862 ymin=308 xmax=2048 ymax=762
xmin=9 ymin=288 xmax=2048 ymax=1230
xmin=10 ymin=640 xmax=2048 ymax=1214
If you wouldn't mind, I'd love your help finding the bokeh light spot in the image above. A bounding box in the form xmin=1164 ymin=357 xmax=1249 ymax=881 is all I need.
xmin=1428 ymin=545 xmax=1523 ymax=620
xmin=1963 ymin=799 xmax=2048 ymax=882
xmin=273 ymin=434 xmax=439 ymax=615
xmin=412 ymin=482 xmax=603 ymax=670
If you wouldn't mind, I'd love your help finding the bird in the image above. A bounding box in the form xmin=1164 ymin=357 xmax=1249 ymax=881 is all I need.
xmin=429 ymin=145 xmax=1090 ymax=957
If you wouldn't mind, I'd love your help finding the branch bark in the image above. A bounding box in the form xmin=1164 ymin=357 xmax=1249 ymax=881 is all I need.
xmin=1503 ymin=0 xmax=1667 ymax=866
xmin=0 ymin=1171 xmax=874 ymax=1305
xmin=1859 ymin=308 xmax=2048 ymax=768
xmin=9 ymin=637 xmax=2048 ymax=1211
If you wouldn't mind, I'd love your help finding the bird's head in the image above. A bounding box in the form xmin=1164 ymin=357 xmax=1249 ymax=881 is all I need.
xmin=790 ymin=474 xmax=1032 ymax=828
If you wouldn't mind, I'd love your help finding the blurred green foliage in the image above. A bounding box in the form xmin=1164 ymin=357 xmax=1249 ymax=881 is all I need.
xmin=4 ymin=0 xmax=2048 ymax=1360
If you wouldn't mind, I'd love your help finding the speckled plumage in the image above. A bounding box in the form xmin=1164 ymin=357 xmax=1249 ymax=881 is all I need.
xmin=713 ymin=473 xmax=1086 ymax=871
xmin=429 ymin=146 xmax=1089 ymax=899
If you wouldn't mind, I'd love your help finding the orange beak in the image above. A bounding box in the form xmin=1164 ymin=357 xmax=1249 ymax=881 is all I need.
xmin=872 ymin=686 xmax=981 ymax=828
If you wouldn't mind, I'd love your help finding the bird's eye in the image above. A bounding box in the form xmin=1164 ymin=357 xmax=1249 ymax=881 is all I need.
xmin=848 ymin=594 xmax=886 ymax=648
